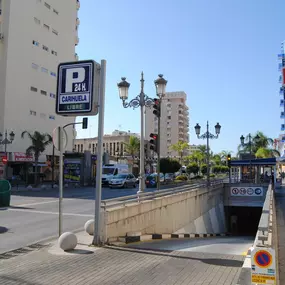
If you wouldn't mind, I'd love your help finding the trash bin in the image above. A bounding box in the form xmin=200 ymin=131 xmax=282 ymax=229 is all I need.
xmin=0 ymin=180 xmax=11 ymax=207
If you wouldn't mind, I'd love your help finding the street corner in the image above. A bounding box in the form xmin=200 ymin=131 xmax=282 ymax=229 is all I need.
xmin=48 ymin=242 xmax=99 ymax=256
xmin=48 ymin=231 xmax=100 ymax=256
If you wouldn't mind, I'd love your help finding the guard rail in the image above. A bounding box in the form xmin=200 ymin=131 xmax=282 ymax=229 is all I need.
xmin=101 ymin=178 xmax=224 ymax=210
xmin=255 ymin=183 xmax=273 ymax=247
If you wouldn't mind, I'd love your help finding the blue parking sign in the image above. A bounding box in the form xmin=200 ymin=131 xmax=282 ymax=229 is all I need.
xmin=56 ymin=60 xmax=98 ymax=115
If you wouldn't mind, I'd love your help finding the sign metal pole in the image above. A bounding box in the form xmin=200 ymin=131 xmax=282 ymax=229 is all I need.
xmin=93 ymin=60 xmax=106 ymax=245
xmin=59 ymin=126 xmax=63 ymax=237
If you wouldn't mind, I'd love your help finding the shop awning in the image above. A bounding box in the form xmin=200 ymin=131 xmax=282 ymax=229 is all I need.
xmin=231 ymin=158 xmax=276 ymax=166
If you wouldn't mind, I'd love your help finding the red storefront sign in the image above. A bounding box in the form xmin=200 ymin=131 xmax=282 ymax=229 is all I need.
xmin=13 ymin=152 xmax=33 ymax=162
xmin=2 ymin=156 xmax=7 ymax=164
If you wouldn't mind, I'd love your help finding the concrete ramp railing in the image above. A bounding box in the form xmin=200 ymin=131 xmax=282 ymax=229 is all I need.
xmin=238 ymin=184 xmax=277 ymax=284
xmin=97 ymin=179 xmax=225 ymax=243
xmin=254 ymin=184 xmax=273 ymax=247
xmin=101 ymin=179 xmax=224 ymax=210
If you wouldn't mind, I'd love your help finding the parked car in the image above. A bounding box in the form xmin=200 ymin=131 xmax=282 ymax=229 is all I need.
xmin=109 ymin=173 xmax=137 ymax=188
xmin=145 ymin=173 xmax=164 ymax=188
xmin=164 ymin=173 xmax=174 ymax=182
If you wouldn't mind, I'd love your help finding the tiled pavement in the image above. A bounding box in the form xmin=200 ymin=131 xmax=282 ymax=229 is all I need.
xmin=0 ymin=241 xmax=244 ymax=285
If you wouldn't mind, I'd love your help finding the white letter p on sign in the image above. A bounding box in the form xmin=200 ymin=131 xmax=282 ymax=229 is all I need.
xmin=65 ymin=67 xmax=85 ymax=92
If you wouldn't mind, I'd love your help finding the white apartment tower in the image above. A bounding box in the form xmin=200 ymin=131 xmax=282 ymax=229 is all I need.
xmin=145 ymin=91 xmax=190 ymax=158
xmin=0 ymin=0 xmax=80 ymax=161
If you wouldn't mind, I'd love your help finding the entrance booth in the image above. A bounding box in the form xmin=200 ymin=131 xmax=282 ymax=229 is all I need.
xmin=229 ymin=158 xmax=277 ymax=185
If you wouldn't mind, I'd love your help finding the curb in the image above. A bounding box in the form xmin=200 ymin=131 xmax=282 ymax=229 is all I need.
xmin=110 ymin=232 xmax=232 ymax=244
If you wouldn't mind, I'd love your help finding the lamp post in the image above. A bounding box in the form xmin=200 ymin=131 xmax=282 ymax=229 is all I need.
xmin=194 ymin=121 xmax=221 ymax=187
xmin=240 ymin=133 xmax=260 ymax=181
xmin=154 ymin=74 xmax=167 ymax=190
xmin=0 ymin=130 xmax=15 ymax=178
xmin=117 ymin=72 xmax=167 ymax=193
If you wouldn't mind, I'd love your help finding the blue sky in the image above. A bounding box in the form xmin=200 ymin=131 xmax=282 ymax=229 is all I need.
xmin=75 ymin=0 xmax=285 ymax=155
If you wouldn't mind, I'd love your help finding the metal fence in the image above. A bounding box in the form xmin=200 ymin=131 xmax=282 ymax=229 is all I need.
xmin=101 ymin=178 xmax=225 ymax=210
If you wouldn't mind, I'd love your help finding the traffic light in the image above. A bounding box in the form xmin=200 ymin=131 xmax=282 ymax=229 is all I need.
xmin=2 ymin=156 xmax=7 ymax=164
xmin=82 ymin=117 xmax=88 ymax=129
xmin=149 ymin=133 xmax=158 ymax=152
xmin=153 ymin=98 xmax=161 ymax=118
xmin=227 ymin=154 xmax=231 ymax=167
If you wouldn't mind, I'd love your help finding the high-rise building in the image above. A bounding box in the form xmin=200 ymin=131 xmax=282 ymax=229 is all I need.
xmin=145 ymin=91 xmax=190 ymax=158
xmin=0 ymin=0 xmax=80 ymax=163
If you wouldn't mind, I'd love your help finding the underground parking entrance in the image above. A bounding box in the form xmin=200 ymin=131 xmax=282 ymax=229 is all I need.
xmin=224 ymin=206 xmax=262 ymax=236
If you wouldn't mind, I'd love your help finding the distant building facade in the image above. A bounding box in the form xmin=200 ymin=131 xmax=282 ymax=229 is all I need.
xmin=145 ymin=91 xmax=190 ymax=158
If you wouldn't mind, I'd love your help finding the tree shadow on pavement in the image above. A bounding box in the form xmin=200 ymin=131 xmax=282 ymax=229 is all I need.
xmin=0 ymin=226 xmax=8 ymax=234
xmin=0 ymin=275 xmax=40 ymax=285
xmin=65 ymin=248 xmax=94 ymax=255
xmin=106 ymin=246 xmax=244 ymax=268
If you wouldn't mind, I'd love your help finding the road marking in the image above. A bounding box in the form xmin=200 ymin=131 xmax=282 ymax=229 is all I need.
xmin=14 ymin=200 xmax=60 ymax=207
xmin=8 ymin=208 xmax=93 ymax=217
xmin=13 ymin=197 xmax=92 ymax=207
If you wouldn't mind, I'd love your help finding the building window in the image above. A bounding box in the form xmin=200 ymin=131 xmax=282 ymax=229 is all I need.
xmin=44 ymin=2 xmax=50 ymax=9
xmin=40 ymin=113 xmax=46 ymax=119
xmin=30 ymin=110 xmax=36 ymax=116
xmin=50 ymin=71 xmax=56 ymax=77
xmin=43 ymin=45 xmax=49 ymax=51
xmin=53 ymin=8 xmax=59 ymax=15
xmin=32 ymin=63 xmax=39 ymax=70
xmin=52 ymin=29 xmax=58 ymax=35
xmin=32 ymin=40 xmax=39 ymax=46
xmin=34 ymin=17 xmax=40 ymax=25
xmin=50 ymin=93 xmax=55 ymax=98
xmin=49 ymin=115 xmax=55 ymax=120
xmin=41 ymin=90 xmax=47 ymax=95
xmin=167 ymin=116 xmax=171 ymax=120
xmin=81 ymin=144 xmax=83 ymax=153
xmin=41 ymin=67 xmax=48 ymax=73
xmin=30 ymin=86 xmax=38 ymax=92
xmin=51 ymin=50 xmax=57 ymax=56
xmin=43 ymin=24 xmax=50 ymax=30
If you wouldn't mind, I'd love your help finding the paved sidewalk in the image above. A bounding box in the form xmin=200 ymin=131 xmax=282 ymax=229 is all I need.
xmin=0 ymin=232 xmax=244 ymax=285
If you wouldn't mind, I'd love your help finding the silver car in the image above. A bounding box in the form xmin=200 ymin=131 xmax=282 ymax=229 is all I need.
xmin=109 ymin=173 xmax=137 ymax=188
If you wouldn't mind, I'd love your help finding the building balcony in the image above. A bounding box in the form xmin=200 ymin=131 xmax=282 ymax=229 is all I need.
xmin=76 ymin=0 xmax=80 ymax=10
xmin=76 ymin=17 xmax=80 ymax=25
xmin=75 ymin=53 xmax=79 ymax=61
xmin=75 ymin=36 xmax=79 ymax=45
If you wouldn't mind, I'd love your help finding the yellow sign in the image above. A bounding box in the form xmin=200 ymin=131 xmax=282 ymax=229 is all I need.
xmin=252 ymin=274 xmax=276 ymax=284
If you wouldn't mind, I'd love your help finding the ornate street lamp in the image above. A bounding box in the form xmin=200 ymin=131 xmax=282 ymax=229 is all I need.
xmin=194 ymin=121 xmax=221 ymax=186
xmin=240 ymin=133 xmax=260 ymax=181
xmin=0 ymin=130 xmax=15 ymax=178
xmin=117 ymin=72 xmax=167 ymax=193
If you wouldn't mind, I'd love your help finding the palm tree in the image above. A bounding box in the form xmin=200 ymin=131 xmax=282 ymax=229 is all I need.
xmin=21 ymin=131 xmax=52 ymax=186
xmin=123 ymin=136 xmax=140 ymax=171
xmin=169 ymin=141 xmax=189 ymax=164
xmin=255 ymin=147 xmax=280 ymax=158
xmin=238 ymin=131 xmax=275 ymax=158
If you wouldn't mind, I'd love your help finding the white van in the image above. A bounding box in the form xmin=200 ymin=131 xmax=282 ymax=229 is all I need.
xmin=101 ymin=164 xmax=129 ymax=186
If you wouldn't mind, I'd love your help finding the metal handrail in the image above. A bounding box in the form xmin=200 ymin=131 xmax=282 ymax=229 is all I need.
xmin=101 ymin=179 xmax=224 ymax=210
